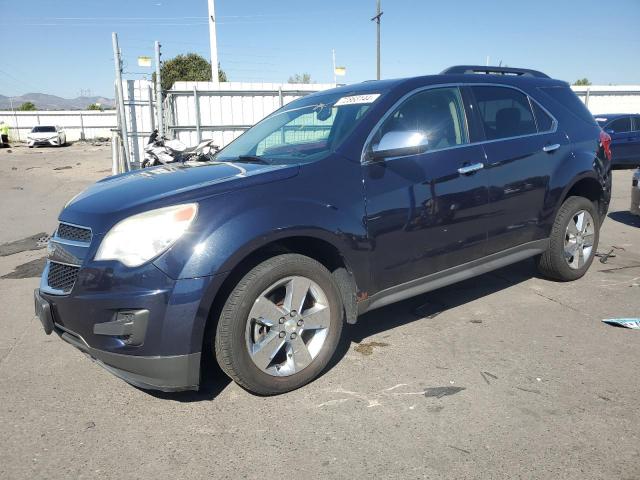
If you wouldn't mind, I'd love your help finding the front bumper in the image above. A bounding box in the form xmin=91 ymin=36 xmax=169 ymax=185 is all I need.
xmin=54 ymin=314 xmax=201 ymax=392
xmin=28 ymin=137 xmax=60 ymax=147
xmin=36 ymin=260 xmax=222 ymax=392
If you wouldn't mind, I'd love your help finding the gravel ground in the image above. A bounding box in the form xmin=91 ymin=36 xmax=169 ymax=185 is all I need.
xmin=0 ymin=144 xmax=639 ymax=479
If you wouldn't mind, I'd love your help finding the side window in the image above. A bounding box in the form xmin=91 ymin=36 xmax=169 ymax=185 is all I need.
xmin=372 ymin=87 xmax=468 ymax=153
xmin=633 ymin=116 xmax=640 ymax=132
xmin=472 ymin=86 xmax=537 ymax=140
xmin=531 ymin=101 xmax=554 ymax=132
xmin=607 ymin=117 xmax=632 ymax=133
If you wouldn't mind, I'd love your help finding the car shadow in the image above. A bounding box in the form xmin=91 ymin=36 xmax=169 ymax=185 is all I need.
xmin=324 ymin=258 xmax=536 ymax=376
xmin=608 ymin=210 xmax=640 ymax=228
xmin=146 ymin=258 xmax=536 ymax=402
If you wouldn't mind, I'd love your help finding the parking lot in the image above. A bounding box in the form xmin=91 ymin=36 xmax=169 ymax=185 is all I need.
xmin=0 ymin=143 xmax=639 ymax=479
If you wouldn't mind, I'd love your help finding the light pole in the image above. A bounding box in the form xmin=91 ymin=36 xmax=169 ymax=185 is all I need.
xmin=207 ymin=0 xmax=219 ymax=83
xmin=371 ymin=0 xmax=383 ymax=80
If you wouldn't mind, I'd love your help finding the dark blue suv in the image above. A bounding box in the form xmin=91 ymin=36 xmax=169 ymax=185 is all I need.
xmin=34 ymin=66 xmax=612 ymax=395
xmin=595 ymin=113 xmax=640 ymax=168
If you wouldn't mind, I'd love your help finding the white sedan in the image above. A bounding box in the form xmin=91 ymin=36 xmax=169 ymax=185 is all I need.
xmin=27 ymin=125 xmax=66 ymax=147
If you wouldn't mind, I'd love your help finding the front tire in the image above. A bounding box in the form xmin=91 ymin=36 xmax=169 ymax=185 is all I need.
xmin=537 ymin=196 xmax=599 ymax=281
xmin=215 ymin=254 xmax=344 ymax=395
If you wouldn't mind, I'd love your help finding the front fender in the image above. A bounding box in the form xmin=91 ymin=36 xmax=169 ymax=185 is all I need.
xmin=154 ymin=194 xmax=369 ymax=289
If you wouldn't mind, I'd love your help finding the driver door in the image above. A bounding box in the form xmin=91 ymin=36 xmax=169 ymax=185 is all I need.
xmin=362 ymin=86 xmax=490 ymax=292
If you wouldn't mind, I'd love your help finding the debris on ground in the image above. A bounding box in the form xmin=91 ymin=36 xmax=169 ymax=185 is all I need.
xmin=602 ymin=318 xmax=640 ymax=329
xmin=0 ymin=233 xmax=49 ymax=256
xmin=354 ymin=341 xmax=390 ymax=355
xmin=423 ymin=386 xmax=465 ymax=398
xmin=596 ymin=249 xmax=616 ymax=263
xmin=480 ymin=371 xmax=498 ymax=385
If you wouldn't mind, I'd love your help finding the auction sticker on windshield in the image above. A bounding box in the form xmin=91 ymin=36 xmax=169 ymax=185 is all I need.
xmin=334 ymin=94 xmax=381 ymax=106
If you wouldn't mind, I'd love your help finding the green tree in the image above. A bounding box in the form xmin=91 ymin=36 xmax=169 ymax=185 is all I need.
xmin=156 ymin=53 xmax=227 ymax=92
xmin=17 ymin=101 xmax=36 ymax=111
xmin=87 ymin=103 xmax=103 ymax=111
xmin=288 ymin=73 xmax=312 ymax=84
xmin=573 ymin=78 xmax=591 ymax=86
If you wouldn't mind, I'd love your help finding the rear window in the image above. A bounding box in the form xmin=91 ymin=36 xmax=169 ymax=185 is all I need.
xmin=538 ymin=86 xmax=597 ymax=126
xmin=32 ymin=126 xmax=56 ymax=133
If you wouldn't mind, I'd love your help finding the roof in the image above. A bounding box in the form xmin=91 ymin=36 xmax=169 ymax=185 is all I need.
xmin=310 ymin=69 xmax=567 ymax=99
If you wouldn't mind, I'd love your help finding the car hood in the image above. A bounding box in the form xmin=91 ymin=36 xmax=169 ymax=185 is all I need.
xmin=60 ymin=161 xmax=299 ymax=232
xmin=29 ymin=132 xmax=57 ymax=139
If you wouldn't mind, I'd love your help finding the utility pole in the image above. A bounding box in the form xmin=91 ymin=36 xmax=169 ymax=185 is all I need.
xmin=154 ymin=40 xmax=164 ymax=136
xmin=207 ymin=0 xmax=219 ymax=82
xmin=9 ymin=96 xmax=19 ymax=141
xmin=371 ymin=0 xmax=383 ymax=80
xmin=112 ymin=32 xmax=130 ymax=171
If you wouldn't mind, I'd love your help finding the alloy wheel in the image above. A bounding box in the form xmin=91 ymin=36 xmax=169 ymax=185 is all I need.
xmin=245 ymin=276 xmax=330 ymax=376
xmin=564 ymin=209 xmax=595 ymax=269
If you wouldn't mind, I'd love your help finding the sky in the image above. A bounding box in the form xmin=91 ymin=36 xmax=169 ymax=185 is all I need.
xmin=0 ymin=0 xmax=638 ymax=99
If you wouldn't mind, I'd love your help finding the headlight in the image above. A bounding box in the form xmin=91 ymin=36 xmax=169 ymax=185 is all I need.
xmin=95 ymin=203 xmax=198 ymax=267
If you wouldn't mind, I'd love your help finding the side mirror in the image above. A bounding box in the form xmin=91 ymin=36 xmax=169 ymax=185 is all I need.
xmin=370 ymin=131 xmax=429 ymax=161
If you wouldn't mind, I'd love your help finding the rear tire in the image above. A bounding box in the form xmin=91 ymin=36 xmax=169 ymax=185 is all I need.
xmin=215 ymin=254 xmax=344 ymax=395
xmin=537 ymin=196 xmax=599 ymax=281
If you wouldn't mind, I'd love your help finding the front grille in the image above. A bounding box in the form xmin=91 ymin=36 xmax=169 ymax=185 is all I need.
xmin=47 ymin=262 xmax=80 ymax=293
xmin=57 ymin=223 xmax=92 ymax=243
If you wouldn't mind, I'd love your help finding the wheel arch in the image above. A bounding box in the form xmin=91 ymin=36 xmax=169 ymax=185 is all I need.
xmin=558 ymin=174 xmax=608 ymax=222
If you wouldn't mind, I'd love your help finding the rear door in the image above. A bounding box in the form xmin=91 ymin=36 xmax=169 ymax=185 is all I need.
xmin=605 ymin=116 xmax=634 ymax=164
xmin=362 ymin=86 xmax=489 ymax=292
xmin=469 ymin=85 xmax=570 ymax=254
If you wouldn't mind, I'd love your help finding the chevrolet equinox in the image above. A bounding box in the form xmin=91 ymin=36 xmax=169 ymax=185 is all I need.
xmin=35 ymin=66 xmax=612 ymax=395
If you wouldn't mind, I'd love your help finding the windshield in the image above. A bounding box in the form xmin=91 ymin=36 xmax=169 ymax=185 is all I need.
xmin=214 ymin=90 xmax=382 ymax=164
xmin=32 ymin=126 xmax=56 ymax=133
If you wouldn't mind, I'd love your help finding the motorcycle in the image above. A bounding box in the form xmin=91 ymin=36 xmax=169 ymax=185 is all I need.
xmin=142 ymin=130 xmax=219 ymax=168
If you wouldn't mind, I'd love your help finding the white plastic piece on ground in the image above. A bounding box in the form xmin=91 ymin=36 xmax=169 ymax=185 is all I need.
xmin=602 ymin=318 xmax=640 ymax=329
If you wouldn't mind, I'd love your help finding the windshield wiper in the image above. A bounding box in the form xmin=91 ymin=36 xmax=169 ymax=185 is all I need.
xmin=232 ymin=155 xmax=270 ymax=164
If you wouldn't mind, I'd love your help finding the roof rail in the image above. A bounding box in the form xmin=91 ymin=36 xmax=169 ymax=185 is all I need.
xmin=441 ymin=65 xmax=550 ymax=79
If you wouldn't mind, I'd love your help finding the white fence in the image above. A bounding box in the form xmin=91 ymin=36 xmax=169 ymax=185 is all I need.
xmin=165 ymin=81 xmax=336 ymax=148
xmin=2 ymin=83 xmax=639 ymax=163
xmin=573 ymin=85 xmax=640 ymax=114
xmin=0 ymin=110 xmax=117 ymax=142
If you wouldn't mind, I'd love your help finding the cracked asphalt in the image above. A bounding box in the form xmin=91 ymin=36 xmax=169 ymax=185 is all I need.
xmin=0 ymin=144 xmax=639 ymax=479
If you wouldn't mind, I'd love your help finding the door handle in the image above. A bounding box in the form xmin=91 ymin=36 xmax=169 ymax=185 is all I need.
xmin=457 ymin=163 xmax=484 ymax=175
xmin=543 ymin=143 xmax=561 ymax=153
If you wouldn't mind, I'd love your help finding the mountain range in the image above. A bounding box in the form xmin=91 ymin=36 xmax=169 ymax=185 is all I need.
xmin=0 ymin=93 xmax=115 ymax=111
